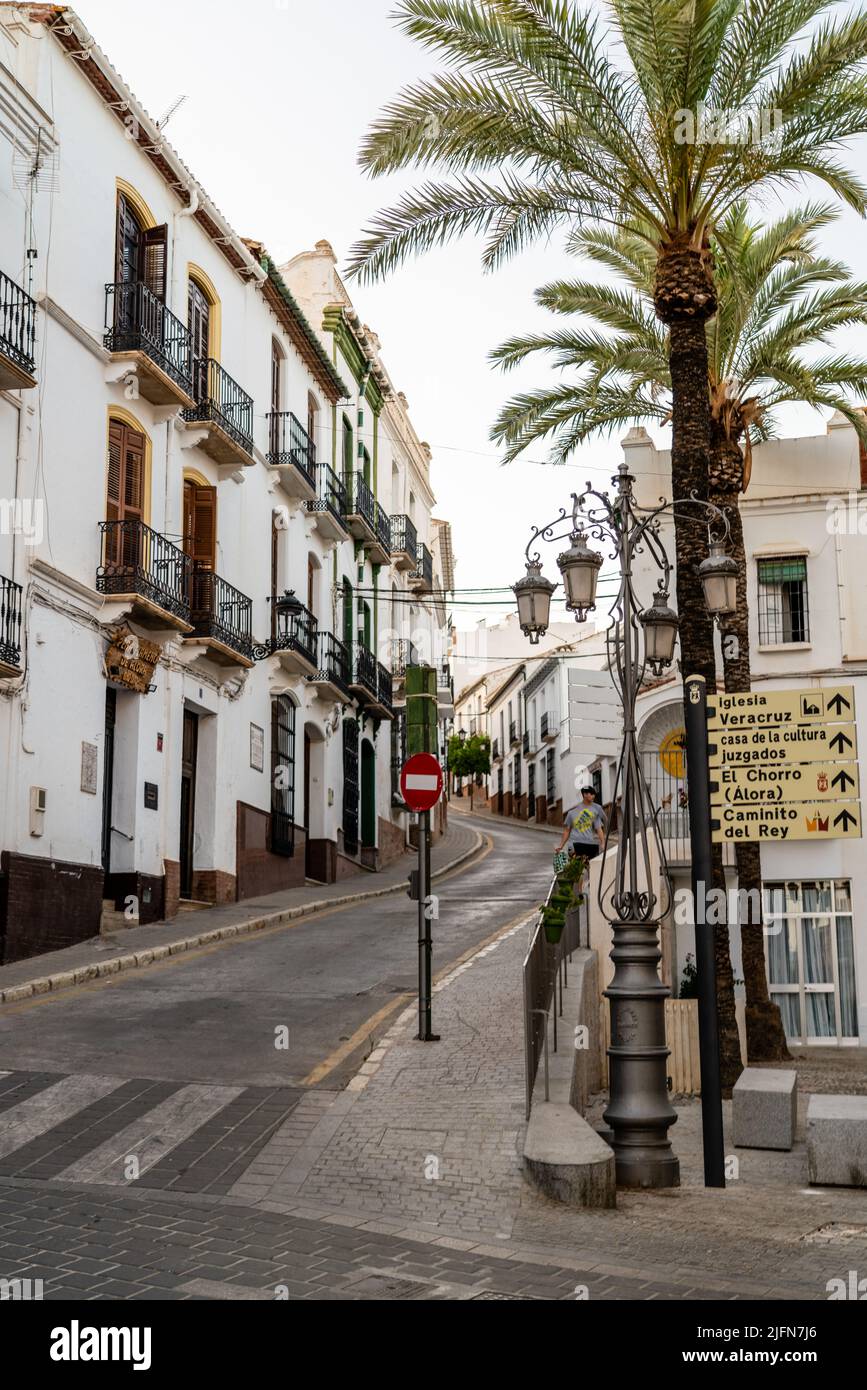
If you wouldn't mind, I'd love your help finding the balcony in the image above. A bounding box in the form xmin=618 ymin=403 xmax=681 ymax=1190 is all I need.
xmin=349 ymin=642 xmax=394 ymax=719
xmin=0 ymin=268 xmax=36 ymax=391
xmin=524 ymin=727 xmax=540 ymax=756
xmin=390 ymin=514 xmax=417 ymax=571
xmin=96 ymin=520 xmax=192 ymax=632
xmin=541 ymin=710 xmax=558 ymax=741
xmin=253 ymin=593 xmax=318 ymax=675
xmin=437 ymin=662 xmax=454 ymax=716
xmin=409 ymin=542 xmax=433 ymax=593
xmin=187 ymin=565 xmax=254 ymax=667
xmin=104 ymin=282 xmax=194 ymax=407
xmin=390 ymin=639 xmax=417 ymax=706
xmin=344 ymin=472 xmax=377 ymax=545
xmin=267 ymin=411 xmax=317 ymax=501
xmin=307 ymin=630 xmax=351 ymax=703
xmin=509 ymin=719 xmax=520 ymax=747
xmin=305 ymin=462 xmax=351 ymax=543
xmin=182 ymin=357 xmax=255 ymax=468
xmin=370 ymin=500 xmax=392 ymax=565
xmin=0 ymin=573 xmax=23 ymax=676
xmin=492 ymin=737 xmax=502 ymax=763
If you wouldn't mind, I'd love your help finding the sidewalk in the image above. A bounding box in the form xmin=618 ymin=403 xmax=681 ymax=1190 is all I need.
xmin=0 ymin=820 xmax=483 ymax=1003
xmin=229 ymin=906 xmax=867 ymax=1299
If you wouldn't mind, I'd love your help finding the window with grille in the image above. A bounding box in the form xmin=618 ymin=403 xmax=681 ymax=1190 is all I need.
xmin=390 ymin=711 xmax=407 ymax=803
xmin=757 ymin=556 xmax=809 ymax=644
xmin=528 ymin=763 xmax=536 ymax=817
xmin=270 ymin=696 xmax=295 ymax=857
xmin=514 ymin=755 xmax=522 ymax=801
xmin=546 ymin=749 xmax=556 ymax=804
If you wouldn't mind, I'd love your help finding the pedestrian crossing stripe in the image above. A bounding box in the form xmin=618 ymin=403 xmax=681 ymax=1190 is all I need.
xmin=0 ymin=1072 xmax=301 ymax=1194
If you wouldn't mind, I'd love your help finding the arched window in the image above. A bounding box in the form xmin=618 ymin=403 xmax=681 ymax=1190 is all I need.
xmin=271 ymin=695 xmax=296 ymax=857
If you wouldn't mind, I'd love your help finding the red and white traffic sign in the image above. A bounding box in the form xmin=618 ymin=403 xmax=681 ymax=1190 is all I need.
xmin=400 ymin=753 xmax=443 ymax=812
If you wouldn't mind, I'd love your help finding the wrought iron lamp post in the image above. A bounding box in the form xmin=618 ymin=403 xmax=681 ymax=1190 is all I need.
xmin=514 ymin=462 xmax=735 ymax=1188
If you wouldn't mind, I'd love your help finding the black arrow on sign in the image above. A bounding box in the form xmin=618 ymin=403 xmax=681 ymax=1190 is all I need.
xmin=832 ymin=768 xmax=856 ymax=793
xmin=834 ymin=809 xmax=858 ymax=832
xmin=828 ymin=692 xmax=852 ymax=716
xmin=829 ymin=731 xmax=854 ymax=755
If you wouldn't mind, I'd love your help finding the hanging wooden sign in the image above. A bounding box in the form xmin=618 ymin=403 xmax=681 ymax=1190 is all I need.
xmin=105 ymin=628 xmax=161 ymax=694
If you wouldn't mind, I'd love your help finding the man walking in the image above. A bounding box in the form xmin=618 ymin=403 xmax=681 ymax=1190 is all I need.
xmin=558 ymin=786 xmax=606 ymax=863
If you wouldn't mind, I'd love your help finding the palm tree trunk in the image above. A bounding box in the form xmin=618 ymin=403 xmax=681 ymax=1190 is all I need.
xmin=710 ymin=426 xmax=791 ymax=1062
xmin=655 ymin=238 xmax=742 ymax=1093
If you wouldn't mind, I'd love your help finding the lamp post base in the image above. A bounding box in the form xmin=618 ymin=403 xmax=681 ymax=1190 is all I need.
xmin=603 ymin=915 xmax=680 ymax=1189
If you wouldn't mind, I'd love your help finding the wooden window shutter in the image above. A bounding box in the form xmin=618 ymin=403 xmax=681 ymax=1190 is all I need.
xmin=191 ymin=486 xmax=217 ymax=569
xmin=107 ymin=422 xmax=123 ymax=525
xmin=141 ymin=225 xmax=168 ymax=302
xmin=122 ymin=429 xmax=145 ymax=522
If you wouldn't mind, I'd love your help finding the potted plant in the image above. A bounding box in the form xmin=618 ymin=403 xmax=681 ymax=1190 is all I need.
xmin=540 ymin=904 xmax=565 ymax=944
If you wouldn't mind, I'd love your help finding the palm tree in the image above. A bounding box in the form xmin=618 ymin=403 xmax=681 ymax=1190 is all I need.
xmin=490 ymin=203 xmax=867 ymax=1059
xmin=348 ymin=0 xmax=867 ymax=1087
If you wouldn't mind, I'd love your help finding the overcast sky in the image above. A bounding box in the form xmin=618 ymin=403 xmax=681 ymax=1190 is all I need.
xmin=74 ymin=0 xmax=867 ymax=644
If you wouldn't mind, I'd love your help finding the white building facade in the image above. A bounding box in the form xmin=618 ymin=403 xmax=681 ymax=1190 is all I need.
xmin=0 ymin=6 xmax=452 ymax=963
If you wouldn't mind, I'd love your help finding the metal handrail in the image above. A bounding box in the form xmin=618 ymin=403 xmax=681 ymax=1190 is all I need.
xmin=522 ymin=874 xmax=589 ymax=1119
xmin=1 ymin=268 xmax=37 ymax=375
xmin=349 ymin=472 xmax=376 ymax=532
xmin=308 ymin=629 xmax=351 ymax=694
xmin=390 ymin=513 xmax=417 ymax=562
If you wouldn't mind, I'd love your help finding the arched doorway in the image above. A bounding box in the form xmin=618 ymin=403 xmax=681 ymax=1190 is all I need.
xmin=360 ymin=738 xmax=376 ymax=849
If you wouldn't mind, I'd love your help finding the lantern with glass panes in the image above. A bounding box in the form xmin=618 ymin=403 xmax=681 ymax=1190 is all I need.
xmin=512 ymin=461 xmax=736 ymax=1193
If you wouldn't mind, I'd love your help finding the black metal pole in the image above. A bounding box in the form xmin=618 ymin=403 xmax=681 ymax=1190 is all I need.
xmin=417 ymin=810 xmax=439 ymax=1041
xmin=683 ymin=673 xmax=726 ymax=1188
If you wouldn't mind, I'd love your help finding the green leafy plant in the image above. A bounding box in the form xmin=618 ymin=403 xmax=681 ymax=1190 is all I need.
xmin=679 ymin=953 xmax=699 ymax=1000
xmin=447 ymin=732 xmax=491 ymax=808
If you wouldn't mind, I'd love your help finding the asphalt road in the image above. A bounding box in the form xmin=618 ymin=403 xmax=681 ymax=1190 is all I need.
xmin=0 ymin=813 xmax=557 ymax=1092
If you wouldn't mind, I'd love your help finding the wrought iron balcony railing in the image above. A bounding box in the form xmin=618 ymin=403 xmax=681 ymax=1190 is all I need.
xmin=0 ymin=572 xmax=23 ymax=669
xmin=377 ymin=661 xmax=394 ymax=713
xmin=391 ymin=638 xmax=418 ymax=676
xmin=541 ymin=710 xmax=559 ymax=740
xmin=351 ymin=641 xmax=378 ymax=699
xmin=308 ymin=629 xmax=350 ymax=695
xmin=104 ymin=282 xmax=193 ymax=395
xmin=1 ymin=268 xmax=37 ymax=377
xmin=96 ymin=520 xmax=192 ymax=622
xmin=522 ymin=730 xmax=530 ymax=754
xmin=510 ymin=719 xmax=519 ymax=746
xmin=189 ymin=564 xmax=253 ymax=661
xmin=492 ymin=737 xmax=501 ymax=761
xmin=411 ymin=542 xmax=433 ymax=589
xmin=349 ymin=472 xmax=376 ymax=533
xmin=390 ymin=514 xmax=417 ymax=563
xmin=267 ymin=410 xmax=316 ymax=486
xmin=375 ymin=500 xmax=391 ymax=554
xmin=253 ymin=596 xmax=318 ymax=667
xmin=183 ymin=357 xmax=254 ymax=456
xmin=305 ymin=462 xmax=349 ymax=532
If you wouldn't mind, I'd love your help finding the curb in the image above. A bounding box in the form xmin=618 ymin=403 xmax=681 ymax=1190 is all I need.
xmin=0 ymin=829 xmax=486 ymax=1006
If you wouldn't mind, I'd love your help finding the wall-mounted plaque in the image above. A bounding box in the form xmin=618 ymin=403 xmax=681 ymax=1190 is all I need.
xmin=250 ymin=723 xmax=264 ymax=772
xmin=81 ymin=742 xmax=98 ymax=795
xmin=105 ymin=628 xmax=161 ymax=694
xmin=144 ymin=782 xmax=159 ymax=811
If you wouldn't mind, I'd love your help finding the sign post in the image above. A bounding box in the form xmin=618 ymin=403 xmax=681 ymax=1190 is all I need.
xmin=400 ymin=753 xmax=444 ymax=1042
xmin=683 ymin=675 xmax=726 ymax=1188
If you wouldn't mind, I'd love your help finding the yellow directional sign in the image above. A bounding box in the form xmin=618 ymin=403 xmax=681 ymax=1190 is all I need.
xmin=708 ymin=722 xmax=857 ymax=767
xmin=711 ymin=801 xmax=862 ymax=843
xmin=710 ymin=761 xmax=860 ymax=805
xmin=706 ymin=686 xmax=854 ymax=729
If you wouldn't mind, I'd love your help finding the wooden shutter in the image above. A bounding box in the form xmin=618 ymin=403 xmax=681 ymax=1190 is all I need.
xmin=190 ymin=485 xmax=216 ymax=569
xmin=106 ymin=422 xmax=123 ymax=566
xmin=141 ymin=225 xmax=168 ymax=302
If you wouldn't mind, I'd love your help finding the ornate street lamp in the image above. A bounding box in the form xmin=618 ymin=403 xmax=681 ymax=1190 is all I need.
xmin=517 ymin=464 xmax=735 ymax=1189
xmin=557 ymin=528 xmax=603 ymax=620
xmin=639 ymin=584 xmax=679 ymax=675
xmin=699 ymin=542 xmax=738 ymax=617
xmin=513 ymin=557 xmax=557 ymax=644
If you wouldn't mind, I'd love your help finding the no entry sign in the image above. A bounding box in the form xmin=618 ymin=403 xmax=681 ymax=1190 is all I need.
xmin=400 ymin=753 xmax=443 ymax=812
